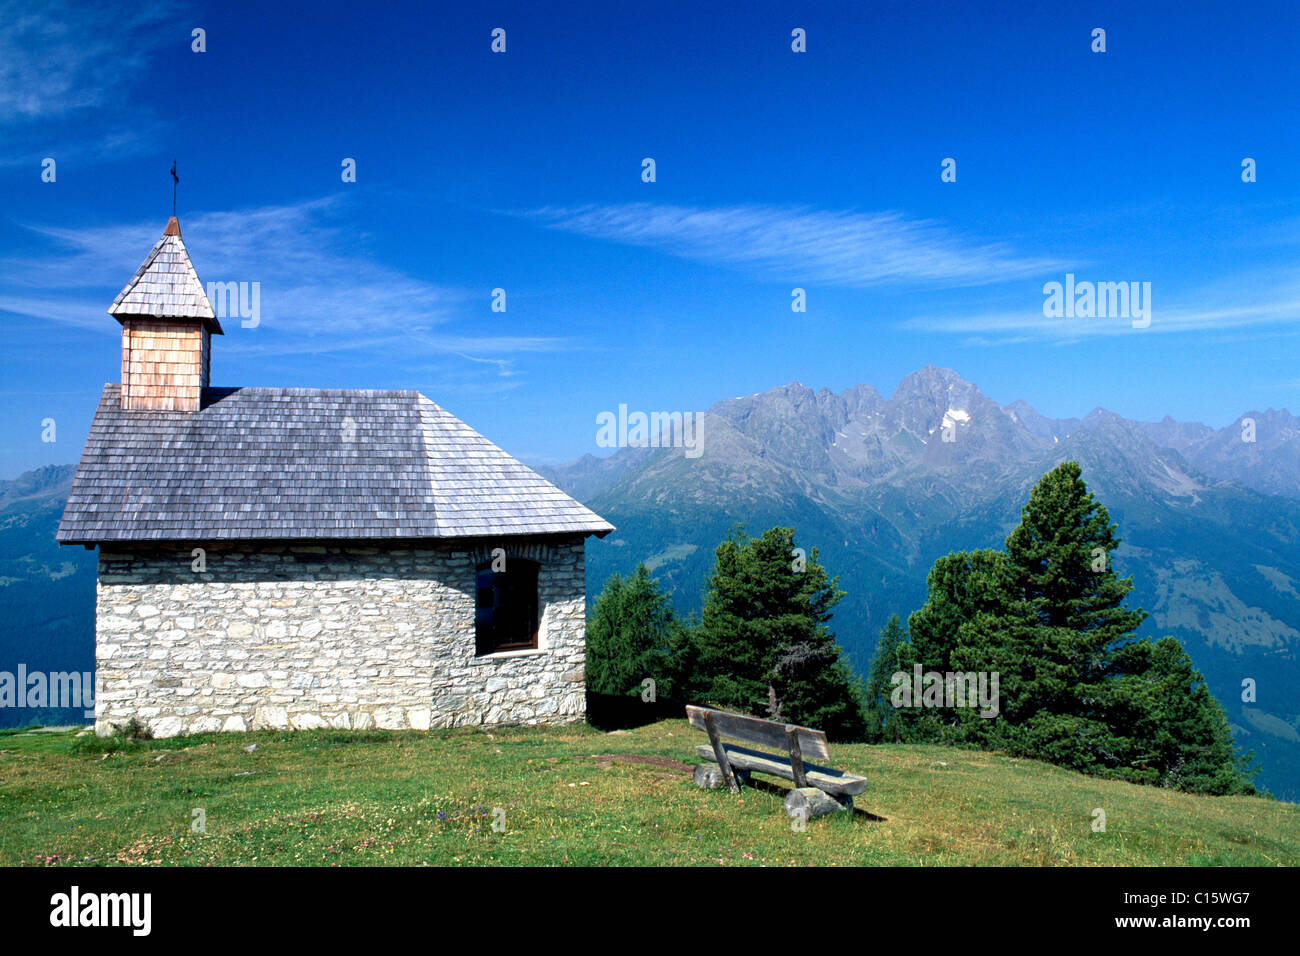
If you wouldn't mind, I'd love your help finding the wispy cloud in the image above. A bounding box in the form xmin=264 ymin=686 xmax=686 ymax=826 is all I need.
xmin=524 ymin=202 xmax=1064 ymax=288
xmin=0 ymin=1 xmax=180 ymax=124
xmin=902 ymin=268 xmax=1300 ymax=344
xmin=0 ymin=197 xmax=576 ymax=385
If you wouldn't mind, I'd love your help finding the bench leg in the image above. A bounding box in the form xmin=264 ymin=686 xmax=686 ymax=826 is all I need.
xmin=703 ymin=712 xmax=740 ymax=794
xmin=785 ymin=726 xmax=808 ymax=788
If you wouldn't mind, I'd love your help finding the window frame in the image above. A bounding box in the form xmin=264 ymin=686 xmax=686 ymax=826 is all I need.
xmin=474 ymin=557 xmax=541 ymax=656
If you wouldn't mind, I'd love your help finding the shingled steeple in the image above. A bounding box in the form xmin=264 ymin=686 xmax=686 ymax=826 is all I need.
xmin=110 ymin=217 xmax=223 ymax=411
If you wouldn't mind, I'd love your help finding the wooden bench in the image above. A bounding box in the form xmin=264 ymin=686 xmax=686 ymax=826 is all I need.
xmin=687 ymin=704 xmax=867 ymax=819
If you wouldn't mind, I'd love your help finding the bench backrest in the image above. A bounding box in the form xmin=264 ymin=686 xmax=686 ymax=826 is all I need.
xmin=685 ymin=705 xmax=830 ymax=761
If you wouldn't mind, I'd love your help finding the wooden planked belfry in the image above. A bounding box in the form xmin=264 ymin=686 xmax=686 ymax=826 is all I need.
xmin=110 ymin=172 xmax=224 ymax=412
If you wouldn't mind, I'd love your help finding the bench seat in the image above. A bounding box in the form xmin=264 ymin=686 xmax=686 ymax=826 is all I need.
xmin=695 ymin=743 xmax=868 ymax=797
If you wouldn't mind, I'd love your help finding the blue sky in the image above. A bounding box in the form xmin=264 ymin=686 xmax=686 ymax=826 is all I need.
xmin=2 ymin=0 xmax=1297 ymax=476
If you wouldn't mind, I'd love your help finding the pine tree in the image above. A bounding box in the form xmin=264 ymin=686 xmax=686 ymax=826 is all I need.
xmin=980 ymin=463 xmax=1156 ymax=767
xmin=1003 ymin=460 xmax=1146 ymax=669
xmin=694 ymin=527 xmax=770 ymax=714
xmin=695 ymin=526 xmax=865 ymax=739
xmin=901 ymin=460 xmax=1254 ymax=794
xmin=907 ymin=549 xmax=1011 ymax=674
xmin=585 ymin=564 xmax=676 ymax=698
xmin=997 ymin=461 xmax=1148 ymax=739
xmin=1105 ymin=637 xmax=1255 ymax=793
xmin=904 ymin=549 xmax=1013 ymax=743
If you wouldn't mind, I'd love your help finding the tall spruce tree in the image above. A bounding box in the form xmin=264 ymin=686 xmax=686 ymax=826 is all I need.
xmin=907 ymin=549 xmax=1011 ymax=674
xmin=904 ymin=549 xmax=1013 ymax=743
xmin=997 ymin=461 xmax=1147 ymax=737
xmin=585 ymin=564 xmax=676 ymax=698
xmin=1004 ymin=460 xmax=1146 ymax=660
xmin=902 ymin=460 xmax=1254 ymax=793
xmin=695 ymin=526 xmax=865 ymax=739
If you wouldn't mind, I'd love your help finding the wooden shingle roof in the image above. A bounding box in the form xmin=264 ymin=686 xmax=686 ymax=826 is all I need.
xmin=56 ymin=385 xmax=614 ymax=543
xmin=109 ymin=217 xmax=223 ymax=333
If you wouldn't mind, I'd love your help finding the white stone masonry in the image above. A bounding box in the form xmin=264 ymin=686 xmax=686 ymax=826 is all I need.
xmin=92 ymin=537 xmax=587 ymax=737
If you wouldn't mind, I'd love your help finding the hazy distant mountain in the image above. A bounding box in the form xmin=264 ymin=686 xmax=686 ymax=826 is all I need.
xmin=541 ymin=366 xmax=1300 ymax=800
xmin=0 ymin=464 xmax=96 ymax=727
xmin=1157 ymin=408 xmax=1300 ymax=500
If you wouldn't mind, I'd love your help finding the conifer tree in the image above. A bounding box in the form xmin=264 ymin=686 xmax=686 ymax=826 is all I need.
xmin=904 ymin=549 xmax=1013 ymax=743
xmin=1105 ymin=637 xmax=1255 ymax=793
xmin=1003 ymin=460 xmax=1146 ymax=665
xmin=996 ymin=461 xmax=1148 ymax=737
xmin=903 ymin=460 xmax=1254 ymax=793
xmin=585 ymin=564 xmax=676 ymax=698
xmin=696 ymin=526 xmax=865 ymax=739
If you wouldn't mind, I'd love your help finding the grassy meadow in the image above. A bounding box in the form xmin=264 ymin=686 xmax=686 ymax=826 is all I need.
xmin=0 ymin=720 xmax=1295 ymax=866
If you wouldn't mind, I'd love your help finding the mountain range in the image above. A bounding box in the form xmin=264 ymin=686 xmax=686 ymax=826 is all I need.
xmin=538 ymin=365 xmax=1300 ymax=800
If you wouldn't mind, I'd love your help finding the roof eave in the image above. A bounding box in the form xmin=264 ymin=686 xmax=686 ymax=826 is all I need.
xmin=55 ymin=527 xmax=615 ymax=545
xmin=108 ymin=309 xmax=223 ymax=334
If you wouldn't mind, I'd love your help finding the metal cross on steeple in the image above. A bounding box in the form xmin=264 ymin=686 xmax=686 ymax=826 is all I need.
xmin=170 ymin=160 xmax=179 ymax=217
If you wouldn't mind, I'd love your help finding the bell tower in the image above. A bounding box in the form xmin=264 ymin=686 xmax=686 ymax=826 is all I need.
xmin=109 ymin=217 xmax=223 ymax=411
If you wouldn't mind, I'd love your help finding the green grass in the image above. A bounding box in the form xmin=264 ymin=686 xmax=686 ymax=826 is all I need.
xmin=0 ymin=719 xmax=1295 ymax=866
